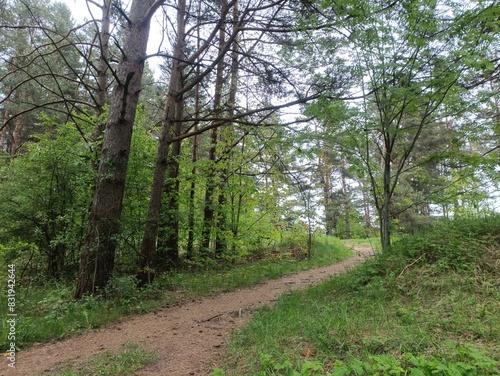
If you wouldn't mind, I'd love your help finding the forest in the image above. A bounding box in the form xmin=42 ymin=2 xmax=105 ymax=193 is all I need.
xmin=0 ymin=0 xmax=499 ymax=374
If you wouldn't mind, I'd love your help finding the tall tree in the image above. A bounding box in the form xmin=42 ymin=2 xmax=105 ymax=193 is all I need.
xmin=75 ymin=0 xmax=164 ymax=298
xmin=302 ymin=0 xmax=494 ymax=251
xmin=138 ymin=0 xmax=187 ymax=283
xmin=0 ymin=0 xmax=83 ymax=157
xmin=138 ymin=0 xmax=319 ymax=277
xmin=201 ymin=0 xmax=230 ymax=257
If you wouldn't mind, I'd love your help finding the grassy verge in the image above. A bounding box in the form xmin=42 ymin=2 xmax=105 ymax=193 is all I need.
xmin=217 ymin=216 xmax=500 ymax=375
xmin=0 ymin=235 xmax=352 ymax=350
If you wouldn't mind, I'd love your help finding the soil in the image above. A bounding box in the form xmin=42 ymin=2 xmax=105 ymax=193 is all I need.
xmin=3 ymin=246 xmax=373 ymax=376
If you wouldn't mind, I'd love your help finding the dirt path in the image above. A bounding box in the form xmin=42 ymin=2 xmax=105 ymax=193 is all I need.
xmin=3 ymin=247 xmax=373 ymax=376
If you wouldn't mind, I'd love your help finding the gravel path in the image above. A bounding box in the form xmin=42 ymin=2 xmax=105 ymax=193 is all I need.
xmin=3 ymin=246 xmax=374 ymax=376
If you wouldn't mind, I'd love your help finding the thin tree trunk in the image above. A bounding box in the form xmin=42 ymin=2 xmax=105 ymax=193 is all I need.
xmin=201 ymin=5 xmax=227 ymax=255
xmin=1 ymin=109 xmax=9 ymax=153
xmin=214 ymin=2 xmax=239 ymax=257
xmin=138 ymin=0 xmax=185 ymax=284
xmin=362 ymin=180 xmax=371 ymax=230
xmin=380 ymin=147 xmax=392 ymax=252
xmin=341 ymin=156 xmax=351 ymax=239
xmin=91 ymin=0 xmax=112 ymax=140
xmin=75 ymin=0 xmax=162 ymax=298
xmin=319 ymin=151 xmax=333 ymax=236
xmin=187 ymin=2 xmax=202 ymax=260
xmin=186 ymin=122 xmax=199 ymax=260
xmin=231 ymin=135 xmax=245 ymax=253
xmin=10 ymin=114 xmax=22 ymax=159
xmin=158 ymin=127 xmax=183 ymax=269
xmin=201 ymin=128 xmax=218 ymax=256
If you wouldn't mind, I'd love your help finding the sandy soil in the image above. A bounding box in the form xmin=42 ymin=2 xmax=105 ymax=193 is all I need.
xmin=2 ymin=246 xmax=373 ymax=376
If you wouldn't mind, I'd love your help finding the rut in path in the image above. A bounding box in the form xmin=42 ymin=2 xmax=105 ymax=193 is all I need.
xmin=3 ymin=246 xmax=374 ymax=376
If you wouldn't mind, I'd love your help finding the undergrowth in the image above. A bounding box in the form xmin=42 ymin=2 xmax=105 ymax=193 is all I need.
xmin=0 ymin=235 xmax=351 ymax=350
xmin=218 ymin=215 xmax=500 ymax=375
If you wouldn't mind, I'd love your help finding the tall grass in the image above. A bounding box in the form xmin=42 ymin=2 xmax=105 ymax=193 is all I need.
xmin=219 ymin=216 xmax=500 ymax=375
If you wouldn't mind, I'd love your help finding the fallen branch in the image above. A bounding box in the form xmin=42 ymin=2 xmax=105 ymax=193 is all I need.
xmin=397 ymin=255 xmax=424 ymax=279
xmin=201 ymin=313 xmax=224 ymax=322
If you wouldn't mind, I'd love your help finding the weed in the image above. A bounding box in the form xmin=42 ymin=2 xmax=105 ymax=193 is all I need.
xmin=215 ymin=344 xmax=499 ymax=375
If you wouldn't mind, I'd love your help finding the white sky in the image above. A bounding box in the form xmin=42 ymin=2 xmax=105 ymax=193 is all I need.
xmin=60 ymin=0 xmax=166 ymax=76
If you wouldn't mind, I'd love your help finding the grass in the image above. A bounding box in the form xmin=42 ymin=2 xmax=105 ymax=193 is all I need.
xmin=217 ymin=216 xmax=500 ymax=375
xmin=50 ymin=342 xmax=158 ymax=376
xmin=343 ymin=237 xmax=382 ymax=253
xmin=164 ymin=236 xmax=352 ymax=298
xmin=0 ymin=235 xmax=352 ymax=350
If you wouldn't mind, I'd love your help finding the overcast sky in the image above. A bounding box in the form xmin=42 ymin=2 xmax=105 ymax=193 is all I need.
xmin=60 ymin=0 xmax=165 ymax=76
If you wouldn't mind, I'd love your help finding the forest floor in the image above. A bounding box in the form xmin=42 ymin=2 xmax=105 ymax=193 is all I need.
xmin=4 ymin=246 xmax=374 ymax=376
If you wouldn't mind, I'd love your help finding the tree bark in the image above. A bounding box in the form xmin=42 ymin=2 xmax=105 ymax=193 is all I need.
xmin=380 ymin=144 xmax=392 ymax=252
xmin=138 ymin=0 xmax=185 ymax=283
xmin=341 ymin=155 xmax=351 ymax=239
xmin=187 ymin=1 xmax=202 ymax=260
xmin=158 ymin=126 xmax=183 ymax=269
xmin=201 ymin=4 xmax=228 ymax=256
xmin=362 ymin=180 xmax=371 ymax=231
xmin=10 ymin=114 xmax=22 ymax=159
xmin=75 ymin=0 xmax=162 ymax=298
xmin=91 ymin=0 xmax=112 ymax=140
xmin=214 ymin=2 xmax=239 ymax=257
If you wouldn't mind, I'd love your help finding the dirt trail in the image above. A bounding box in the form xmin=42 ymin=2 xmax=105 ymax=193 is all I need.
xmin=3 ymin=246 xmax=373 ymax=376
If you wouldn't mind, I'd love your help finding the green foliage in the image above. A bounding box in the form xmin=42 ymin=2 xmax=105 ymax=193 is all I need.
xmin=0 ymin=117 xmax=95 ymax=279
xmin=220 ymin=216 xmax=500 ymax=375
xmin=0 ymin=107 xmax=158 ymax=279
xmin=216 ymin=345 xmax=498 ymax=376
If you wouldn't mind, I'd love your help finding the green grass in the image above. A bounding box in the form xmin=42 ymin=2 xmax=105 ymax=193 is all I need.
xmin=51 ymin=342 xmax=158 ymax=375
xmin=218 ymin=216 xmax=500 ymax=375
xmin=164 ymin=236 xmax=352 ymax=298
xmin=0 ymin=235 xmax=352 ymax=350
xmin=343 ymin=237 xmax=382 ymax=253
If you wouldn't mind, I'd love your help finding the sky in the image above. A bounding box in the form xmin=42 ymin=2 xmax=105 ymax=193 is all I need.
xmin=60 ymin=0 xmax=166 ymax=76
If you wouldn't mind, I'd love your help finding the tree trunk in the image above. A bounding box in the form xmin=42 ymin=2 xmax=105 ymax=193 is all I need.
xmin=187 ymin=2 xmax=202 ymax=259
xmin=323 ymin=176 xmax=334 ymax=236
xmin=231 ymin=135 xmax=245 ymax=253
xmin=157 ymin=131 xmax=183 ymax=270
xmin=380 ymin=147 xmax=392 ymax=252
xmin=91 ymin=0 xmax=112 ymax=140
xmin=201 ymin=128 xmax=218 ymax=256
xmin=362 ymin=180 xmax=371 ymax=231
xmin=10 ymin=114 xmax=22 ymax=159
xmin=214 ymin=5 xmax=239 ymax=258
xmin=186 ymin=125 xmax=199 ymax=260
xmin=380 ymin=203 xmax=391 ymax=252
xmin=75 ymin=0 xmax=161 ymax=298
xmin=341 ymin=156 xmax=351 ymax=239
xmin=137 ymin=0 xmax=185 ymax=284
xmin=318 ymin=140 xmax=333 ymax=235
xmin=201 ymin=6 xmax=227 ymax=256
xmin=1 ymin=109 xmax=9 ymax=153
